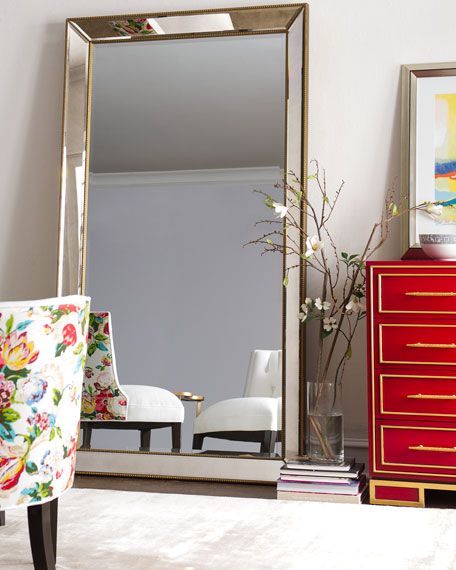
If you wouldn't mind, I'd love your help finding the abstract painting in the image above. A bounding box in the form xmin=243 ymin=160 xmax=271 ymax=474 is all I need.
xmin=435 ymin=93 xmax=456 ymax=217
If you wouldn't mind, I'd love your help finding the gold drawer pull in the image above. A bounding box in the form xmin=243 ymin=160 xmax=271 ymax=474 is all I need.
xmin=409 ymin=444 xmax=456 ymax=453
xmin=405 ymin=292 xmax=456 ymax=297
xmin=406 ymin=342 xmax=456 ymax=349
xmin=406 ymin=393 xmax=456 ymax=400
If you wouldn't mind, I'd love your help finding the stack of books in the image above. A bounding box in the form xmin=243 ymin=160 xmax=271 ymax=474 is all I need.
xmin=277 ymin=458 xmax=367 ymax=504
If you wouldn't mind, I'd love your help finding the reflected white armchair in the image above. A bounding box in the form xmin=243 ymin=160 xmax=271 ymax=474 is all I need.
xmin=192 ymin=350 xmax=282 ymax=454
xmin=80 ymin=312 xmax=184 ymax=452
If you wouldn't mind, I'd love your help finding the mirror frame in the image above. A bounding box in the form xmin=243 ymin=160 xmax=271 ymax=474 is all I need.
xmin=57 ymin=4 xmax=308 ymax=483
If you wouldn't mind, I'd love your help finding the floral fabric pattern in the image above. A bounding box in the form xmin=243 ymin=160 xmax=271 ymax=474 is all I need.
xmin=110 ymin=19 xmax=157 ymax=37
xmin=0 ymin=296 xmax=90 ymax=509
xmin=82 ymin=312 xmax=128 ymax=421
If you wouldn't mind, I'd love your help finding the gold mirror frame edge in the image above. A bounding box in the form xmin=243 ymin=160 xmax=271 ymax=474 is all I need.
xmin=57 ymin=4 xmax=309 ymax=481
xmin=68 ymin=3 xmax=306 ymax=38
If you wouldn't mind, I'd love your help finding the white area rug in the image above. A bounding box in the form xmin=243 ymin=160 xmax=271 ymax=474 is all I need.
xmin=0 ymin=488 xmax=455 ymax=569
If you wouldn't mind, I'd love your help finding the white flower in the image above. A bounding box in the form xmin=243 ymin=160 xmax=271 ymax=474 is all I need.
xmin=315 ymin=298 xmax=331 ymax=312
xmin=272 ymin=202 xmax=288 ymax=218
xmin=298 ymin=304 xmax=309 ymax=322
xmin=323 ymin=317 xmax=337 ymax=332
xmin=346 ymin=295 xmax=365 ymax=314
xmin=304 ymin=297 xmax=313 ymax=306
xmin=305 ymin=235 xmax=324 ymax=257
xmin=426 ymin=203 xmax=443 ymax=216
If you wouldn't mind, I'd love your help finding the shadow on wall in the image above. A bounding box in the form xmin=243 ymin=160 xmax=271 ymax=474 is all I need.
xmin=1 ymin=23 xmax=64 ymax=301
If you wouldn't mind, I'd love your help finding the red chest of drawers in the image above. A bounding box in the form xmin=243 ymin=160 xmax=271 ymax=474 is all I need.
xmin=367 ymin=261 xmax=456 ymax=507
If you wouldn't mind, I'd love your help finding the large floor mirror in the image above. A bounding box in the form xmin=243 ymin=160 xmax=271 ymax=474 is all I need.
xmin=58 ymin=5 xmax=308 ymax=482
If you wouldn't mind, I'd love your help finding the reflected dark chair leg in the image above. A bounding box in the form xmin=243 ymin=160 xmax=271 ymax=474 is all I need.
xmin=82 ymin=426 xmax=92 ymax=450
xmin=28 ymin=498 xmax=58 ymax=570
xmin=260 ymin=430 xmax=277 ymax=455
xmin=140 ymin=429 xmax=151 ymax=452
xmin=172 ymin=423 xmax=181 ymax=452
xmin=0 ymin=510 xmax=5 ymax=526
xmin=192 ymin=433 xmax=204 ymax=451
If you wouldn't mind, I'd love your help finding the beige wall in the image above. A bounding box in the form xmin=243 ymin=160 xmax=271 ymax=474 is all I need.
xmin=1 ymin=0 xmax=455 ymax=444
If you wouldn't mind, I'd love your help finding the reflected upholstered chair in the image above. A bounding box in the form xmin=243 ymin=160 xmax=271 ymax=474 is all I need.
xmin=0 ymin=296 xmax=90 ymax=570
xmin=80 ymin=312 xmax=184 ymax=452
xmin=192 ymin=350 xmax=282 ymax=454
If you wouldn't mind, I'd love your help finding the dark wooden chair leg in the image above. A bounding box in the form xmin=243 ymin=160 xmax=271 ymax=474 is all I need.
xmin=28 ymin=498 xmax=58 ymax=570
xmin=260 ymin=430 xmax=277 ymax=455
xmin=171 ymin=423 xmax=181 ymax=452
xmin=50 ymin=498 xmax=58 ymax=561
xmin=139 ymin=429 xmax=151 ymax=452
xmin=0 ymin=510 xmax=5 ymax=526
xmin=192 ymin=433 xmax=204 ymax=450
xmin=82 ymin=426 xmax=92 ymax=450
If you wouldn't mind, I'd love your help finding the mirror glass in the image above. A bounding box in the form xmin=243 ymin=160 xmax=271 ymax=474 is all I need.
xmin=80 ymin=34 xmax=286 ymax=456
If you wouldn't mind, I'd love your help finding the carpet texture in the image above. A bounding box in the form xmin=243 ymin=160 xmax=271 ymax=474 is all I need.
xmin=1 ymin=488 xmax=455 ymax=569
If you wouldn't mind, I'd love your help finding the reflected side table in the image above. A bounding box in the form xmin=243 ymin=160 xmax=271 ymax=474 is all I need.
xmin=174 ymin=392 xmax=205 ymax=417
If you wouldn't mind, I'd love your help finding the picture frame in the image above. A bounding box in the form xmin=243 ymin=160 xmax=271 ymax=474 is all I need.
xmin=401 ymin=62 xmax=456 ymax=258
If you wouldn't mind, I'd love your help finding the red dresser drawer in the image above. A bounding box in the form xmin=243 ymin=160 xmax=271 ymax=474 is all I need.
xmin=378 ymin=374 xmax=456 ymax=419
xmin=379 ymin=324 xmax=456 ymax=366
xmin=376 ymin=422 xmax=456 ymax=478
xmin=378 ymin=273 xmax=456 ymax=314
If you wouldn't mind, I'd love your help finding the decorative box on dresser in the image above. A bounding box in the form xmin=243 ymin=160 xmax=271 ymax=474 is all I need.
xmin=367 ymin=261 xmax=456 ymax=507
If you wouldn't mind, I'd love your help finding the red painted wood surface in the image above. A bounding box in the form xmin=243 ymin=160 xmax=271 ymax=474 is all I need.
xmin=377 ymin=374 xmax=456 ymax=418
xmin=378 ymin=273 xmax=456 ymax=314
xmin=378 ymin=421 xmax=456 ymax=473
xmin=379 ymin=324 xmax=456 ymax=366
xmin=374 ymin=484 xmax=419 ymax=502
xmin=401 ymin=247 xmax=431 ymax=261
xmin=367 ymin=261 xmax=456 ymax=486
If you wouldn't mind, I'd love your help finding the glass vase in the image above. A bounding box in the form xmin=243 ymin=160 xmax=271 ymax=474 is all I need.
xmin=307 ymin=381 xmax=344 ymax=464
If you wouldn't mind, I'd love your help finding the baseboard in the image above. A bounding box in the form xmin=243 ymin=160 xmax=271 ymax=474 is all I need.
xmin=345 ymin=437 xmax=368 ymax=449
xmin=345 ymin=437 xmax=369 ymax=468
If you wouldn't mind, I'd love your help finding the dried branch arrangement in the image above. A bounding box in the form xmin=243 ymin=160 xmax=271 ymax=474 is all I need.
xmin=247 ymin=161 xmax=437 ymax=460
xmin=248 ymin=160 xmax=401 ymax=387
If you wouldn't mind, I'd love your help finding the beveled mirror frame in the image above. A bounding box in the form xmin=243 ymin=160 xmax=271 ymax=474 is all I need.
xmin=57 ymin=4 xmax=308 ymax=483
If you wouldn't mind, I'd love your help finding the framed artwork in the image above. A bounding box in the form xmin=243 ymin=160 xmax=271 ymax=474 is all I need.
xmin=401 ymin=62 xmax=456 ymax=258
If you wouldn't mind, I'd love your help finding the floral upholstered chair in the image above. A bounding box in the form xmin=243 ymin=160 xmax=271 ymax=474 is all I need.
xmin=80 ymin=312 xmax=184 ymax=452
xmin=193 ymin=350 xmax=282 ymax=455
xmin=0 ymin=296 xmax=90 ymax=570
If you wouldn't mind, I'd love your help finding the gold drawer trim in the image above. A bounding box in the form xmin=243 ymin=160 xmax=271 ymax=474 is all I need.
xmin=380 ymin=374 xmax=456 ymax=418
xmin=379 ymin=374 xmax=456 ymax=418
xmin=378 ymin=273 xmax=456 ymax=314
xmin=379 ymin=323 xmax=456 ymax=366
xmin=369 ymin=479 xmax=456 ymax=508
xmin=380 ymin=425 xmax=456 ymax=470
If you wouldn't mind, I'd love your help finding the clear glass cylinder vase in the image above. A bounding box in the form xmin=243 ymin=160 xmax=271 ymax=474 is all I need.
xmin=307 ymin=381 xmax=344 ymax=464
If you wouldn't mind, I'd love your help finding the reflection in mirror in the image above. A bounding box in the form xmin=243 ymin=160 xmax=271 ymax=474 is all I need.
xmin=58 ymin=27 xmax=89 ymax=296
xmin=72 ymin=6 xmax=302 ymax=40
xmin=78 ymin=34 xmax=286 ymax=457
